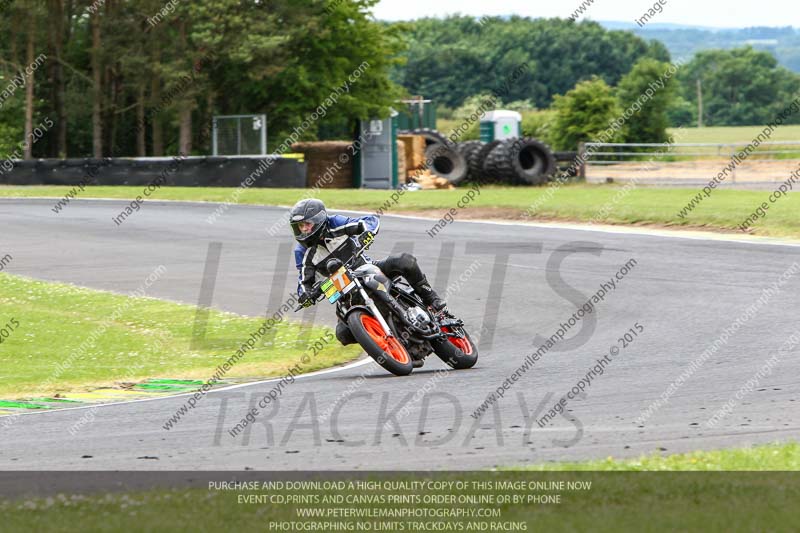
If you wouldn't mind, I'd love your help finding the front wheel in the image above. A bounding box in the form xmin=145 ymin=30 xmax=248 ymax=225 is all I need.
xmin=432 ymin=326 xmax=478 ymax=369
xmin=347 ymin=310 xmax=413 ymax=376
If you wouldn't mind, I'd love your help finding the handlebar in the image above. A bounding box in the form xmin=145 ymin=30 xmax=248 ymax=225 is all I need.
xmin=293 ymin=280 xmax=325 ymax=312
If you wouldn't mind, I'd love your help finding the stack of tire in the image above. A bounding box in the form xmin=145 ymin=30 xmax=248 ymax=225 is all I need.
xmin=481 ymin=137 xmax=557 ymax=185
xmin=399 ymin=128 xmax=557 ymax=186
xmin=399 ymin=128 xmax=469 ymax=186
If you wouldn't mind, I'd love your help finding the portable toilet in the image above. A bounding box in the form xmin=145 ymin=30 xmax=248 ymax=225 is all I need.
xmin=480 ymin=110 xmax=522 ymax=142
xmin=354 ymin=111 xmax=399 ymax=189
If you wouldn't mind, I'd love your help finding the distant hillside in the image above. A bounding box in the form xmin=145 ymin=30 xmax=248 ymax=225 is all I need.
xmin=599 ymin=21 xmax=723 ymax=32
xmin=599 ymin=22 xmax=800 ymax=72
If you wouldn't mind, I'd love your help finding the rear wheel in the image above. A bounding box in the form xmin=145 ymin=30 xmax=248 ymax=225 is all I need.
xmin=347 ymin=310 xmax=413 ymax=376
xmin=432 ymin=326 xmax=478 ymax=369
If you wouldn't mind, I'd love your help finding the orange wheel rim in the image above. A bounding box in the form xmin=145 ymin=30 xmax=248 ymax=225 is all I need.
xmin=441 ymin=326 xmax=473 ymax=355
xmin=360 ymin=315 xmax=409 ymax=364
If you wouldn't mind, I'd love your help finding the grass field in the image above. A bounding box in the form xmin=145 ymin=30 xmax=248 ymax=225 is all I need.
xmin=669 ymin=125 xmax=800 ymax=143
xmin=3 ymin=183 xmax=799 ymax=238
xmin=0 ymin=273 xmax=359 ymax=398
xmin=520 ymin=441 xmax=800 ymax=471
xmin=3 ymin=446 xmax=800 ymax=532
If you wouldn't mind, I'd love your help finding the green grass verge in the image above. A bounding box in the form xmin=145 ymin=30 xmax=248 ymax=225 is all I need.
xmin=3 ymin=466 xmax=800 ymax=532
xmin=3 ymin=183 xmax=800 ymax=238
xmin=0 ymin=273 xmax=360 ymax=398
xmin=516 ymin=442 xmax=800 ymax=471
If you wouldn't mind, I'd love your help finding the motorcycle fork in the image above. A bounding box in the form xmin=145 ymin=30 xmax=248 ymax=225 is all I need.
xmin=357 ymin=284 xmax=395 ymax=338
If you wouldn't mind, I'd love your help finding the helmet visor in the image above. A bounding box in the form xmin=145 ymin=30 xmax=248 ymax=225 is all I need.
xmin=291 ymin=210 xmax=327 ymax=239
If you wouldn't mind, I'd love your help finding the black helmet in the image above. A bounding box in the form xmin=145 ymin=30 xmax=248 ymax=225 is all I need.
xmin=290 ymin=198 xmax=328 ymax=247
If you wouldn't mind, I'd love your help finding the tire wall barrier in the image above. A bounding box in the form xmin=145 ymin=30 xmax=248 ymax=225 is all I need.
xmin=0 ymin=156 xmax=307 ymax=188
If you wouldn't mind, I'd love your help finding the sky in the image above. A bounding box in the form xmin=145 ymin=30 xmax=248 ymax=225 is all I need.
xmin=374 ymin=0 xmax=800 ymax=29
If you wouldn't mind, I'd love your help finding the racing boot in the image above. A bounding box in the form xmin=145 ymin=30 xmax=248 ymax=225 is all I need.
xmin=412 ymin=278 xmax=447 ymax=313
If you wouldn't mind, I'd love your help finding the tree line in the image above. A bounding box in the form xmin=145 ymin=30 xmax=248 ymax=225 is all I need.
xmin=2 ymin=3 xmax=799 ymax=159
xmin=0 ymin=0 xmax=402 ymax=157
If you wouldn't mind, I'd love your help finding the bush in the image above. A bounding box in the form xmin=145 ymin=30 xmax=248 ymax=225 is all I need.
xmin=666 ymin=96 xmax=696 ymax=128
xmin=551 ymin=77 xmax=625 ymax=151
xmin=521 ymin=110 xmax=556 ymax=146
xmin=503 ymin=99 xmax=537 ymax=114
xmin=616 ymin=58 xmax=676 ymax=144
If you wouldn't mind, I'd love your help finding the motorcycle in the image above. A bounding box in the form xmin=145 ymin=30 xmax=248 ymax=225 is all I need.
xmin=294 ymin=231 xmax=478 ymax=376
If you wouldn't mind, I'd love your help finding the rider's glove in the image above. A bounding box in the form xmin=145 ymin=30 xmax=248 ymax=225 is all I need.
xmin=358 ymin=230 xmax=376 ymax=249
xmin=298 ymin=287 xmax=321 ymax=308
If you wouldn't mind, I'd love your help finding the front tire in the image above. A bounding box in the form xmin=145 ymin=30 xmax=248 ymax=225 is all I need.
xmin=347 ymin=310 xmax=413 ymax=376
xmin=432 ymin=326 xmax=478 ymax=369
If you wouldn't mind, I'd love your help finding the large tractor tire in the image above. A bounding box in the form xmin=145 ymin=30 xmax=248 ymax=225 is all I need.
xmin=399 ymin=128 xmax=453 ymax=148
xmin=476 ymin=140 xmax=503 ymax=183
xmin=425 ymin=143 xmax=468 ymax=185
xmin=507 ymin=138 xmax=557 ymax=184
xmin=484 ymin=138 xmax=556 ymax=185
xmin=455 ymin=140 xmax=485 ymax=182
xmin=482 ymin=140 xmax=510 ymax=182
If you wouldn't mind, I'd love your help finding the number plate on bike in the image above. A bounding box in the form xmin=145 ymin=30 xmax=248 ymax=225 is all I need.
xmin=321 ymin=267 xmax=354 ymax=303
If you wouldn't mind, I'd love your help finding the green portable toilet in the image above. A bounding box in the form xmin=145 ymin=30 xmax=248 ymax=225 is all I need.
xmin=480 ymin=110 xmax=522 ymax=142
xmin=353 ymin=111 xmax=399 ymax=189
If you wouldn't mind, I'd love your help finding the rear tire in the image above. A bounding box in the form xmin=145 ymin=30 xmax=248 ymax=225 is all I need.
xmin=432 ymin=326 xmax=478 ymax=369
xmin=347 ymin=311 xmax=413 ymax=376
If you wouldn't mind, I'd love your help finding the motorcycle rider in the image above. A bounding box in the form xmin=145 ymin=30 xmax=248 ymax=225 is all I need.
xmin=290 ymin=198 xmax=446 ymax=346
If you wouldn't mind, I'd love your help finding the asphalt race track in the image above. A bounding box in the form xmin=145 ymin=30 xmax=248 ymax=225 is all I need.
xmin=1 ymin=198 xmax=799 ymax=470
